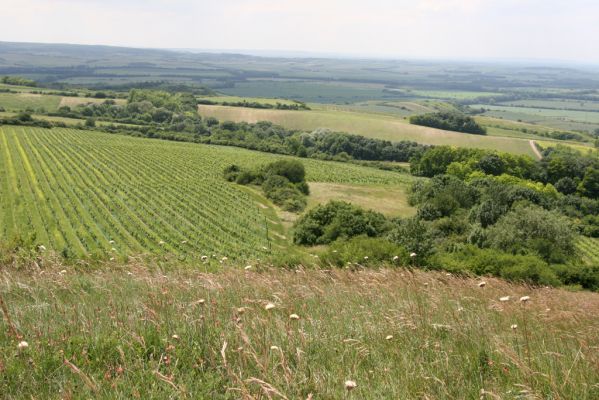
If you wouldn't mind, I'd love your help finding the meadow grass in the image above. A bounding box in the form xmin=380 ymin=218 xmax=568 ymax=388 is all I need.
xmin=1 ymin=263 xmax=598 ymax=399
xmin=198 ymin=105 xmax=536 ymax=156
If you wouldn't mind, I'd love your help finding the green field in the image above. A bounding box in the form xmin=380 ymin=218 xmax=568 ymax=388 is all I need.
xmin=198 ymin=105 xmax=537 ymax=156
xmin=0 ymin=126 xmax=412 ymax=259
xmin=198 ymin=95 xmax=300 ymax=106
xmin=499 ymin=99 xmax=599 ymax=112
xmin=219 ymin=80 xmax=404 ymax=103
xmin=474 ymin=104 xmax=599 ymax=132
xmin=0 ymin=92 xmax=62 ymax=112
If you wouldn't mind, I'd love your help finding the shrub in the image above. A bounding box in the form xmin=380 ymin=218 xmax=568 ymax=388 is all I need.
xmin=430 ymin=246 xmax=560 ymax=286
xmin=294 ymin=201 xmax=389 ymax=245
xmin=485 ymin=205 xmax=575 ymax=263
xmin=262 ymin=160 xmax=306 ymax=183
xmin=320 ymin=236 xmax=408 ymax=267
xmin=387 ymin=217 xmax=434 ymax=261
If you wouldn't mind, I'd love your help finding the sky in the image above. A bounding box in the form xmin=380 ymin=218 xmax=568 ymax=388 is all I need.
xmin=1 ymin=0 xmax=599 ymax=63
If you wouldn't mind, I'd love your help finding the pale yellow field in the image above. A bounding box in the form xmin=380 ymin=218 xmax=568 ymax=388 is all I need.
xmin=198 ymin=105 xmax=536 ymax=156
xmin=308 ymin=182 xmax=416 ymax=217
xmin=59 ymin=96 xmax=126 ymax=107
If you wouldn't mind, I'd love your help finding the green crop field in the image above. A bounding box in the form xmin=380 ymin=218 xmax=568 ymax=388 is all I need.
xmin=499 ymin=99 xmax=599 ymax=112
xmin=198 ymin=95 xmax=299 ymax=106
xmin=219 ymin=80 xmax=404 ymax=103
xmin=473 ymin=104 xmax=599 ymax=132
xmin=0 ymin=92 xmax=63 ymax=112
xmin=576 ymin=237 xmax=599 ymax=265
xmin=198 ymin=105 xmax=537 ymax=156
xmin=0 ymin=126 xmax=412 ymax=259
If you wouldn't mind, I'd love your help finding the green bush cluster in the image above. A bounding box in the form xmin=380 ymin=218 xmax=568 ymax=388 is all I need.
xmin=224 ymin=160 xmax=309 ymax=212
xmin=293 ymin=201 xmax=389 ymax=245
xmin=410 ymin=112 xmax=486 ymax=135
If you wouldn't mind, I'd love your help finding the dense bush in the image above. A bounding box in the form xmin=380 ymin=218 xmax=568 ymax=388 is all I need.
xmin=224 ymin=160 xmax=309 ymax=212
xmin=293 ymin=201 xmax=389 ymax=245
xmin=410 ymin=112 xmax=486 ymax=135
xmin=430 ymin=246 xmax=561 ymax=286
xmin=484 ymin=205 xmax=575 ymax=263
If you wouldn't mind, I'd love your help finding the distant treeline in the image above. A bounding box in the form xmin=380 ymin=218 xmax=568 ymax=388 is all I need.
xmin=1 ymin=76 xmax=37 ymax=87
xmin=410 ymin=112 xmax=487 ymax=135
xmin=197 ymin=99 xmax=310 ymax=110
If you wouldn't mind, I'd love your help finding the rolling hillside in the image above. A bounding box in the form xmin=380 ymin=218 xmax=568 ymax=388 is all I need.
xmin=0 ymin=126 xmax=413 ymax=259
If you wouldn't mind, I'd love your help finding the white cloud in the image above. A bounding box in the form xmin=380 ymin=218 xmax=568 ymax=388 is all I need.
xmin=0 ymin=0 xmax=598 ymax=63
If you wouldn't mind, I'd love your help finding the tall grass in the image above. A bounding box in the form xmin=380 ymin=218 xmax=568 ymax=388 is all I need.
xmin=1 ymin=263 xmax=598 ymax=399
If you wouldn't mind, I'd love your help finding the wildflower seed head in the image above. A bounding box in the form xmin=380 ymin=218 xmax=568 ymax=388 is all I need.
xmin=385 ymin=335 xmax=393 ymax=340
xmin=289 ymin=313 xmax=300 ymax=320
xmin=519 ymin=296 xmax=530 ymax=302
xmin=17 ymin=341 xmax=29 ymax=350
xmin=345 ymin=380 xmax=357 ymax=390
xmin=499 ymin=296 xmax=510 ymax=302
xmin=478 ymin=281 xmax=487 ymax=287
xmin=511 ymin=324 xmax=518 ymax=330
xmin=265 ymin=302 xmax=276 ymax=310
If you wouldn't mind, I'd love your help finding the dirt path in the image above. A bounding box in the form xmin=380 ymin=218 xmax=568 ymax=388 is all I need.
xmin=529 ymin=140 xmax=542 ymax=159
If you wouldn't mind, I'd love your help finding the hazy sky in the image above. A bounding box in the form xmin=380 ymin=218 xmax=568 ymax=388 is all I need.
xmin=2 ymin=0 xmax=598 ymax=63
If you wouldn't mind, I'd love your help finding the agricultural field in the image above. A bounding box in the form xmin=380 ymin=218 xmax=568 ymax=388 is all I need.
xmin=499 ymin=99 xmax=599 ymax=112
xmin=198 ymin=104 xmax=537 ymax=156
xmin=473 ymin=104 xmax=599 ymax=133
xmin=198 ymin=95 xmax=300 ymax=106
xmin=576 ymin=237 xmax=599 ymax=265
xmin=0 ymin=126 xmax=412 ymax=259
xmin=0 ymin=92 xmax=62 ymax=112
xmin=2 ymin=266 xmax=598 ymax=399
xmin=218 ymin=80 xmax=405 ymax=103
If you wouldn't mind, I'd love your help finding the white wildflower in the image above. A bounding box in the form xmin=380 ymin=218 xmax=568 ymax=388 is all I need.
xmin=171 ymin=334 xmax=180 ymax=340
xmin=499 ymin=296 xmax=510 ymax=302
xmin=345 ymin=380 xmax=357 ymax=390
xmin=264 ymin=302 xmax=276 ymax=311
xmin=478 ymin=281 xmax=487 ymax=287
xmin=519 ymin=296 xmax=530 ymax=302
xmin=17 ymin=341 xmax=29 ymax=350
xmin=511 ymin=324 xmax=518 ymax=330
xmin=289 ymin=313 xmax=300 ymax=320
xmin=244 ymin=265 xmax=252 ymax=270
xmin=393 ymin=256 xmax=399 ymax=261
xmin=385 ymin=335 xmax=393 ymax=340
xmin=410 ymin=252 xmax=417 ymax=258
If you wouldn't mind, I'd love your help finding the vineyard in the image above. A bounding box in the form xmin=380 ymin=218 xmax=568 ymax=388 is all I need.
xmin=0 ymin=126 xmax=411 ymax=259
xmin=577 ymin=236 xmax=599 ymax=265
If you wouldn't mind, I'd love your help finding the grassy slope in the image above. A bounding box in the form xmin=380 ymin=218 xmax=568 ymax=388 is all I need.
xmin=198 ymin=105 xmax=536 ymax=156
xmin=1 ymin=265 xmax=597 ymax=399
xmin=0 ymin=126 xmax=414 ymax=258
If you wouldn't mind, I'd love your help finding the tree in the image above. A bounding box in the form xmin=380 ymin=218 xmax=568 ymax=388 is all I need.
xmin=578 ymin=168 xmax=599 ymax=199
xmin=477 ymin=154 xmax=506 ymax=176
xmin=85 ymin=117 xmax=96 ymax=128
xmin=485 ymin=205 xmax=575 ymax=263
